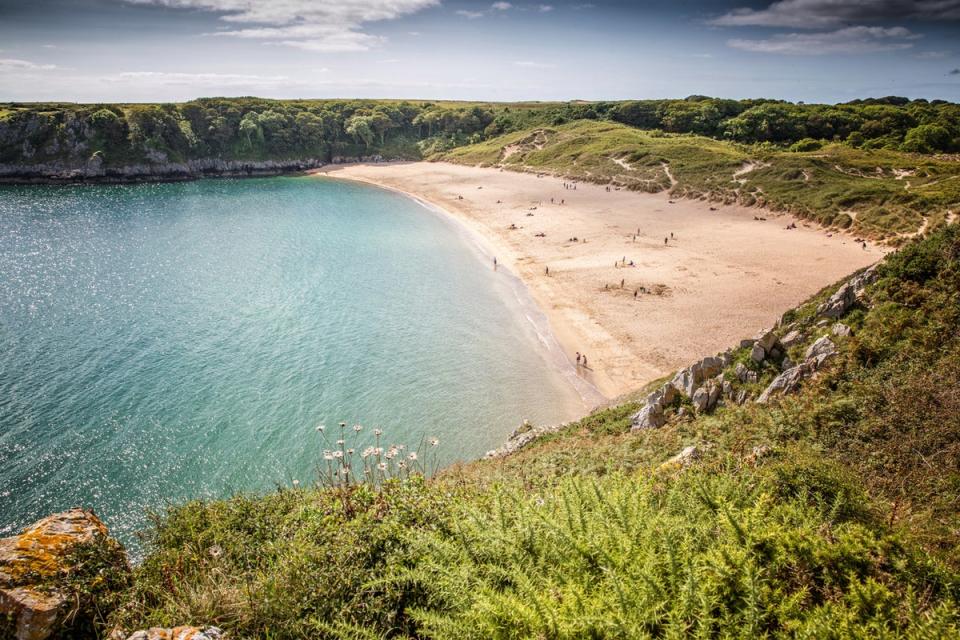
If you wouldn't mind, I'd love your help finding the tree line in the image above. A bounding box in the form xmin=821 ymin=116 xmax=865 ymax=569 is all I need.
xmin=1 ymin=95 xmax=958 ymax=167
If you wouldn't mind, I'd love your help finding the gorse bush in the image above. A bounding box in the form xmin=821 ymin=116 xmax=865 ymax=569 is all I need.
xmin=399 ymin=469 xmax=958 ymax=639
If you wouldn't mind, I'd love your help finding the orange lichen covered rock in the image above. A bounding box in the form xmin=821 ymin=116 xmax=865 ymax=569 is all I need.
xmin=119 ymin=627 xmax=223 ymax=640
xmin=0 ymin=508 xmax=112 ymax=640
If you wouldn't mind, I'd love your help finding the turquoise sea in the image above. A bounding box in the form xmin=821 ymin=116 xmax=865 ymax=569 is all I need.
xmin=0 ymin=176 xmax=584 ymax=547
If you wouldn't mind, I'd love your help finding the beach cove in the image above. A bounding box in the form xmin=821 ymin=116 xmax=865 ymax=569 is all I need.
xmin=314 ymin=162 xmax=884 ymax=399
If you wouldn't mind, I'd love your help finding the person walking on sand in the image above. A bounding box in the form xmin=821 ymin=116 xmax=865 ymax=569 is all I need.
xmin=664 ymin=237 xmax=668 ymax=245
xmin=545 ymin=266 xmax=550 ymax=276
xmin=582 ymin=354 xmax=587 ymax=368
xmin=575 ymin=352 xmax=581 ymax=365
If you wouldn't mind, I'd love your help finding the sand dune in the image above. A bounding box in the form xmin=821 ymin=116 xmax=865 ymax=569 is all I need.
xmin=313 ymin=162 xmax=882 ymax=400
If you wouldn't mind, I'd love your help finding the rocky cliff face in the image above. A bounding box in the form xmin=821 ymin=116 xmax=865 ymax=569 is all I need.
xmin=0 ymin=157 xmax=365 ymax=184
xmin=0 ymin=155 xmax=394 ymax=184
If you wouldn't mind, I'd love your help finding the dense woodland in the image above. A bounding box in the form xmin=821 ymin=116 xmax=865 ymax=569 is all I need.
xmin=1 ymin=96 xmax=959 ymax=168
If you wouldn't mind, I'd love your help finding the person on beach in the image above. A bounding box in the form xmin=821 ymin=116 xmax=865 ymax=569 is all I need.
xmin=575 ymin=352 xmax=581 ymax=365
xmin=582 ymin=354 xmax=587 ymax=367
xmin=664 ymin=237 xmax=668 ymax=245
xmin=493 ymin=257 xmax=498 ymax=269
xmin=545 ymin=266 xmax=550 ymax=276
xmin=621 ymin=278 xmax=625 ymax=288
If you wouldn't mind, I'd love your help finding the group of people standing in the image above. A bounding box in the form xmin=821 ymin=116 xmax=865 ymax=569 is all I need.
xmin=575 ymin=351 xmax=588 ymax=368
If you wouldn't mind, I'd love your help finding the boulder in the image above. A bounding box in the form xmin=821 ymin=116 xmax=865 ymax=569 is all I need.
xmin=721 ymin=350 xmax=734 ymax=367
xmin=757 ymin=363 xmax=812 ymax=403
xmin=734 ymin=362 xmax=749 ymax=383
xmin=754 ymin=329 xmax=779 ymax=353
xmin=699 ymin=356 xmax=724 ymax=379
xmin=832 ymin=323 xmax=852 ymax=337
xmin=804 ymin=335 xmax=837 ymax=361
xmin=759 ymin=337 xmax=837 ymax=404
xmin=671 ymin=362 xmax=702 ymax=398
xmin=631 ymin=402 xmax=665 ymax=430
xmin=780 ymin=329 xmax=803 ymax=348
xmin=706 ymin=377 xmax=723 ymax=410
xmin=645 ymin=383 xmax=678 ymax=408
xmin=816 ymin=265 xmax=878 ymax=319
xmin=691 ymin=387 xmax=709 ymax=413
xmin=0 ymin=509 xmax=124 ymax=640
xmin=750 ymin=343 xmax=765 ymax=363
xmin=657 ymin=445 xmax=701 ymax=472
xmin=121 ymin=627 xmax=223 ymax=640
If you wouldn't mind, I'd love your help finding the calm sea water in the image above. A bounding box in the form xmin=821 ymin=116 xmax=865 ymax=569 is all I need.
xmin=0 ymin=176 xmax=583 ymax=546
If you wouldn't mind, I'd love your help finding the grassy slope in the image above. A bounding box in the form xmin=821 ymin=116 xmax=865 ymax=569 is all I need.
xmin=97 ymin=226 xmax=960 ymax=638
xmin=437 ymin=120 xmax=960 ymax=242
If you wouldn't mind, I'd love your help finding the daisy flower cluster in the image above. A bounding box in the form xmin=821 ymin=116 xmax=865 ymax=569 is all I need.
xmin=308 ymin=421 xmax=440 ymax=488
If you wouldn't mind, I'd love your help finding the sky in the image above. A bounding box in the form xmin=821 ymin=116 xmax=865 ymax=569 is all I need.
xmin=1 ymin=0 xmax=959 ymax=103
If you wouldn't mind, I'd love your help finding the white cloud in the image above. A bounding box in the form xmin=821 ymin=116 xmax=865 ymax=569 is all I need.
xmin=491 ymin=2 xmax=512 ymax=10
xmin=514 ymin=60 xmax=556 ymax=68
xmin=711 ymin=0 xmax=960 ymax=29
xmin=456 ymin=9 xmax=484 ymax=18
xmin=125 ymin=0 xmax=439 ymax=52
xmin=539 ymin=4 xmax=554 ymax=12
xmin=914 ymin=50 xmax=950 ymax=59
xmin=727 ymin=25 xmax=921 ymax=55
xmin=0 ymin=58 xmax=58 ymax=71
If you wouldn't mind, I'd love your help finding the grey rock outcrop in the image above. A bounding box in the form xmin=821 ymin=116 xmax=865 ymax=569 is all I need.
xmin=758 ymin=336 xmax=838 ymax=403
xmin=0 ymin=156 xmax=396 ymax=184
xmin=805 ymin=335 xmax=838 ymax=363
xmin=484 ymin=419 xmax=568 ymax=458
xmin=780 ymin=329 xmax=803 ymax=348
xmin=657 ymin=445 xmax=702 ymax=472
xmin=832 ymin=323 xmax=852 ymax=337
xmin=632 ymin=402 xmax=666 ymax=429
xmin=816 ymin=265 xmax=878 ymax=319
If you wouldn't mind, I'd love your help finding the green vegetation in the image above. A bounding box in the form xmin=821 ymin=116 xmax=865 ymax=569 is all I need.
xmin=97 ymin=226 xmax=960 ymax=638
xmin=2 ymin=95 xmax=958 ymax=168
xmin=439 ymin=120 xmax=960 ymax=241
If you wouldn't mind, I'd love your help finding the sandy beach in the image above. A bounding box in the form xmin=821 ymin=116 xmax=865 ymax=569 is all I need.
xmin=313 ymin=162 xmax=883 ymax=400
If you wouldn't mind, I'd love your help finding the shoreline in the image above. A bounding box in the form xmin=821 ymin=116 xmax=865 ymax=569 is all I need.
xmin=312 ymin=162 xmax=884 ymax=399
xmin=316 ymin=173 xmax=606 ymax=414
